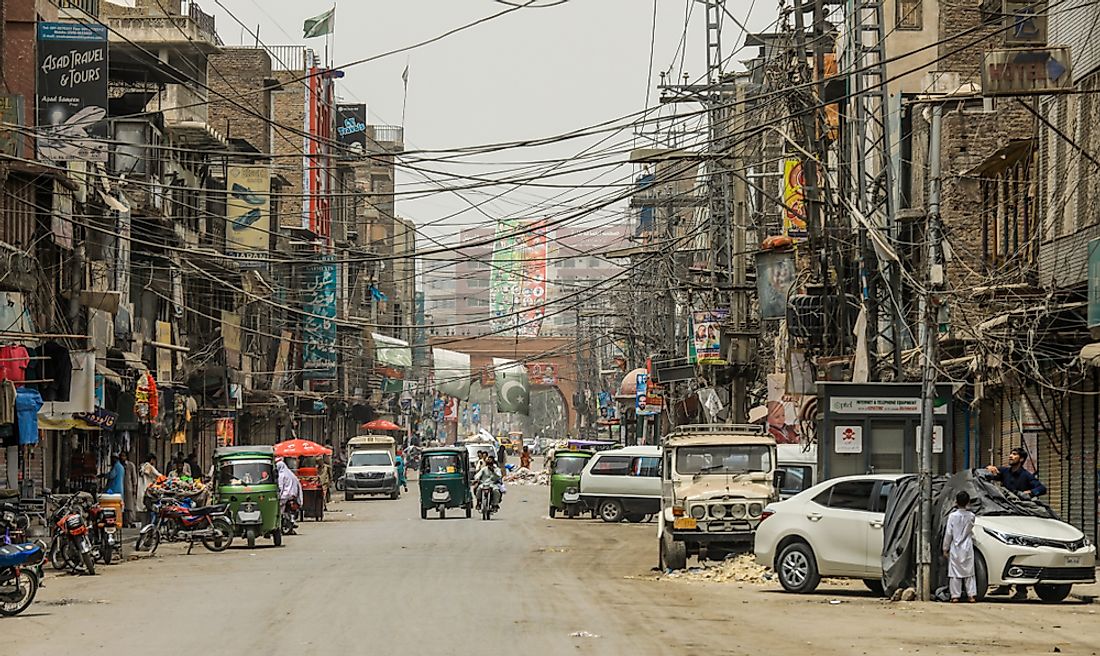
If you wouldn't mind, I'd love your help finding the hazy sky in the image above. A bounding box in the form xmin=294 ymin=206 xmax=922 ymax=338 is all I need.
xmin=205 ymin=1 xmax=777 ymax=243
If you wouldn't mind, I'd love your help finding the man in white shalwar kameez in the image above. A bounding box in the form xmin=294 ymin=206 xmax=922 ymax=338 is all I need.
xmin=942 ymin=490 xmax=978 ymax=602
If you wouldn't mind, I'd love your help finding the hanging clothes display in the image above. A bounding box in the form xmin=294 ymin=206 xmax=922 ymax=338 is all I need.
xmin=14 ymin=388 xmax=42 ymax=446
xmin=135 ymin=373 xmax=159 ymax=421
xmin=0 ymin=345 xmax=29 ymax=383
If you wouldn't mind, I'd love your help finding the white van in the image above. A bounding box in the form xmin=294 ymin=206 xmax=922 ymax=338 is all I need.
xmin=344 ymin=435 xmax=399 ymax=501
xmin=579 ymin=445 xmax=662 ymax=523
xmin=776 ymin=443 xmax=817 ymax=499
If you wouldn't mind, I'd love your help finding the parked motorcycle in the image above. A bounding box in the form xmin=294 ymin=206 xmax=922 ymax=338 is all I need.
xmin=135 ymin=497 xmax=233 ymax=555
xmin=280 ymin=500 xmax=299 ymax=537
xmin=87 ymin=500 xmax=120 ymax=566
xmin=47 ymin=494 xmax=96 ymax=575
xmin=0 ymin=542 xmax=44 ymax=616
xmin=0 ymin=503 xmax=45 ymax=588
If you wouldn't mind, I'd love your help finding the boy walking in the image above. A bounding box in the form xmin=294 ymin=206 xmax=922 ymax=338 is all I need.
xmin=942 ymin=490 xmax=978 ymax=603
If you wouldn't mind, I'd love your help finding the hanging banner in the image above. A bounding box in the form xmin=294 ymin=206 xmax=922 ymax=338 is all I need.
xmin=302 ymin=257 xmax=338 ymax=380
xmin=692 ymin=309 xmax=728 ymax=365
xmin=226 ymin=165 xmax=271 ymax=263
xmin=526 ymin=362 xmax=558 ymax=386
xmin=494 ymin=358 xmax=530 ymax=415
xmin=489 ymin=218 xmax=523 ymax=335
xmin=517 ymin=221 xmax=548 ymax=337
xmin=782 ymin=159 xmax=807 ymax=240
xmin=36 ymin=22 xmax=108 ymax=163
xmin=373 ymin=333 xmax=412 ymax=368
xmin=757 ymin=250 xmax=797 ymax=320
xmin=216 ymin=418 xmax=235 ymax=448
xmin=433 ymin=347 xmax=471 ymax=400
xmin=335 ymin=103 xmax=367 ymax=153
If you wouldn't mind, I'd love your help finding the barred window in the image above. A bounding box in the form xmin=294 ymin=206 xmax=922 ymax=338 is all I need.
xmin=897 ymin=0 xmax=923 ymax=29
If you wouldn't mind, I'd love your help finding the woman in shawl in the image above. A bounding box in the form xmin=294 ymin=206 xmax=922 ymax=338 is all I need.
xmin=395 ymin=452 xmax=408 ymax=492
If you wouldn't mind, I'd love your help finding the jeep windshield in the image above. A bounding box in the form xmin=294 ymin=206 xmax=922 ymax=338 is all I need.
xmin=676 ymin=446 xmax=772 ymax=476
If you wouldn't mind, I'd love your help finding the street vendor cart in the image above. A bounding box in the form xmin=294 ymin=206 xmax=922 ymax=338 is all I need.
xmin=275 ymin=440 xmax=332 ymax=522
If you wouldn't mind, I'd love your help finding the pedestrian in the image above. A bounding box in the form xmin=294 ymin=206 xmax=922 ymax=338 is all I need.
xmin=168 ymin=457 xmax=191 ymax=480
xmin=185 ymin=451 xmax=200 ymax=481
xmin=139 ymin=454 xmax=162 ymax=525
xmin=276 ymin=457 xmax=303 ymax=534
xmin=105 ymin=453 xmax=124 ymax=495
xmin=121 ymin=450 xmax=140 ymax=527
xmin=942 ymin=490 xmax=978 ymax=603
xmin=395 ymin=452 xmax=408 ymax=492
xmin=520 ymin=446 xmax=532 ymax=471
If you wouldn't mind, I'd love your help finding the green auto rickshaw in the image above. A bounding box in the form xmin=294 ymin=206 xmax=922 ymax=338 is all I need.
xmin=213 ymin=446 xmax=281 ymax=548
xmin=418 ymin=447 xmax=473 ymax=520
xmin=549 ymin=449 xmax=594 ymax=519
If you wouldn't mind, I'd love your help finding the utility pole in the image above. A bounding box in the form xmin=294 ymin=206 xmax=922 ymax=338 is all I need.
xmin=917 ymin=104 xmax=943 ymax=602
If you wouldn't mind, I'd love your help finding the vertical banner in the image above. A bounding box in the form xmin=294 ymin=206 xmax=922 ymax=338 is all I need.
xmin=302 ymin=257 xmax=338 ymax=380
xmin=692 ymin=309 xmax=729 ymax=364
xmin=756 ymin=250 xmax=797 ymax=320
xmin=518 ymin=221 xmax=548 ymax=337
xmin=489 ymin=218 xmax=523 ymax=335
xmin=36 ymin=22 xmax=108 ymax=163
xmin=335 ymin=103 xmax=367 ymax=153
xmin=226 ymin=165 xmax=271 ymax=264
xmin=782 ymin=159 xmax=807 ymax=240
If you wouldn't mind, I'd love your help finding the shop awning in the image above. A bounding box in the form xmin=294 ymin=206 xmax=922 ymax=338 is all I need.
xmin=96 ymin=363 xmax=123 ymax=386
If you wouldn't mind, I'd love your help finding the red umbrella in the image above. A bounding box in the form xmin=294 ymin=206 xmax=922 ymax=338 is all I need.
xmin=360 ymin=419 xmax=402 ymax=431
xmin=274 ymin=439 xmax=333 ymax=458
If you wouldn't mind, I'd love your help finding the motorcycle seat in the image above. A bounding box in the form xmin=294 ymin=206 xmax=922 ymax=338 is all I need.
xmin=0 ymin=543 xmax=42 ymax=567
xmin=187 ymin=504 xmax=227 ymax=516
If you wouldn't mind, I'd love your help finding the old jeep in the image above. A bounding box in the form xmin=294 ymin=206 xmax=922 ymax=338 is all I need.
xmin=658 ymin=424 xmax=780 ymax=570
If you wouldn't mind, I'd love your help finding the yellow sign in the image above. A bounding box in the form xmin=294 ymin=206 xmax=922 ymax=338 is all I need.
xmin=673 ymin=517 xmax=697 ymax=530
xmin=226 ymin=165 xmax=271 ymax=260
xmin=782 ymin=159 xmax=807 ymax=240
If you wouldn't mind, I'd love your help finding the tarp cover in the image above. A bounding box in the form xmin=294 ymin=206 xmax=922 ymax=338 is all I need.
xmin=881 ymin=469 xmax=1058 ymax=596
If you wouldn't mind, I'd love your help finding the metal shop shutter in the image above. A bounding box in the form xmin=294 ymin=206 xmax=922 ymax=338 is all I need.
xmin=1066 ymin=382 xmax=1098 ymax=539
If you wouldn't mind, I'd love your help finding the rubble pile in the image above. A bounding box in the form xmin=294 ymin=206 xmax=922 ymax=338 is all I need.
xmin=661 ymin=554 xmax=774 ymax=585
xmin=504 ymin=467 xmax=549 ymax=486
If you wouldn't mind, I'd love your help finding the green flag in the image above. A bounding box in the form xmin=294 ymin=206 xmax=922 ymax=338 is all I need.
xmin=303 ymin=7 xmax=335 ymax=39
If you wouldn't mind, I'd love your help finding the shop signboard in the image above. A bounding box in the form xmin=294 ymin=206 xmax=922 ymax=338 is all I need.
xmin=36 ymin=22 xmax=108 ymax=163
xmin=981 ymin=47 xmax=1072 ymax=96
xmin=225 ymin=165 xmax=272 ymax=264
xmin=335 ymin=103 xmax=367 ymax=153
xmin=302 ymin=258 xmax=338 ymax=380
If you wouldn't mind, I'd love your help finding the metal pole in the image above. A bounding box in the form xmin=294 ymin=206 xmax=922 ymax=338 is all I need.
xmin=917 ymin=104 xmax=943 ymax=602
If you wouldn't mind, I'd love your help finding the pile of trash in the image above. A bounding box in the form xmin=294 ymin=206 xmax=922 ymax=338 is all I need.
xmin=660 ymin=554 xmax=775 ymax=585
xmin=503 ymin=467 xmax=549 ymax=486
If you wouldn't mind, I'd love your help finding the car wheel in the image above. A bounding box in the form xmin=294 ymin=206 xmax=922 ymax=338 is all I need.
xmin=862 ymin=579 xmax=885 ymax=597
xmin=1035 ymin=584 xmax=1072 ymax=603
xmin=660 ymin=530 xmax=688 ymax=571
xmin=344 ymin=491 xmax=353 ymax=502
xmin=974 ymin=552 xmax=989 ymax=602
xmin=777 ymin=542 xmax=820 ymax=594
xmin=598 ymin=499 xmax=624 ymax=523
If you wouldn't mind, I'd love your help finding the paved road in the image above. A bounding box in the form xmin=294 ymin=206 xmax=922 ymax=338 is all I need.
xmin=6 ymin=481 xmax=1100 ymax=655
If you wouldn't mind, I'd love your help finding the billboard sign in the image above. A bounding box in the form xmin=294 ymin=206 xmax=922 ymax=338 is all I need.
xmin=692 ymin=309 xmax=729 ymax=365
xmin=782 ymin=159 xmax=807 ymax=240
xmin=982 ymin=47 xmax=1072 ymax=95
xmin=489 ymin=218 xmax=523 ymax=335
xmin=301 ymin=257 xmax=337 ymax=380
xmin=37 ymin=22 xmax=109 ymax=163
xmin=526 ymin=362 xmax=558 ymax=386
xmin=336 ymin=103 xmax=367 ymax=153
xmin=518 ymin=222 xmax=548 ymax=336
xmin=225 ymin=165 xmax=271 ymax=264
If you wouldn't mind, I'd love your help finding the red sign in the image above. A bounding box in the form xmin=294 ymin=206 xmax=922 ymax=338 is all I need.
xmin=527 ymin=362 xmax=558 ymax=386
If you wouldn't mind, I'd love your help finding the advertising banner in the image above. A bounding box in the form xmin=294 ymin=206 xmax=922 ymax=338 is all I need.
xmin=756 ymin=250 xmax=796 ymax=320
xmin=489 ymin=218 xmax=523 ymax=335
xmin=433 ymin=347 xmax=471 ymax=401
xmin=336 ymin=103 xmax=367 ymax=153
xmin=226 ymin=165 xmax=271 ymax=263
xmin=782 ymin=159 xmax=807 ymax=240
xmin=494 ymin=359 xmax=530 ymax=415
xmin=692 ymin=309 xmax=729 ymax=365
xmin=517 ymin=222 xmax=548 ymax=337
xmin=36 ymin=22 xmax=108 ymax=163
xmin=301 ymin=258 xmax=338 ymax=380
xmin=526 ymin=362 xmax=558 ymax=386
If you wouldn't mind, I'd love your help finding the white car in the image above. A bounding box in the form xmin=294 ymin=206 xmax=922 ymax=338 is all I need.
xmin=754 ymin=474 xmax=1096 ymax=602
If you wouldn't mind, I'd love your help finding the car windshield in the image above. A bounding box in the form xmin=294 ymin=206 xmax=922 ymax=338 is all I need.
xmin=349 ymin=452 xmax=391 ymax=467
xmin=424 ymin=454 xmax=461 ymax=474
xmin=676 ymin=446 xmax=773 ymax=475
xmin=218 ymin=460 xmax=274 ymax=486
xmin=552 ymin=456 xmax=587 ymax=476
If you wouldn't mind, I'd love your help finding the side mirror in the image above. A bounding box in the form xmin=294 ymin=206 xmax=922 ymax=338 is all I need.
xmin=772 ymin=470 xmax=787 ymax=490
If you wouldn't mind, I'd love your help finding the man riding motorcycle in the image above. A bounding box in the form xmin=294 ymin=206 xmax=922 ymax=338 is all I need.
xmin=473 ymin=455 xmax=503 ymax=511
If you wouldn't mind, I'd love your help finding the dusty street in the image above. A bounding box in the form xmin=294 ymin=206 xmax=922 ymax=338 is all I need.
xmin=5 ymin=483 xmax=1099 ymax=656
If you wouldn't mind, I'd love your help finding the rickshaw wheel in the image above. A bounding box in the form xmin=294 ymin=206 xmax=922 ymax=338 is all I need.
xmin=439 ymin=508 xmax=446 ymax=519
xmin=420 ymin=507 xmax=427 ymax=519
xmin=272 ymin=529 xmax=283 ymax=547
xmin=465 ymin=505 xmax=472 ymax=518
xmin=246 ymin=529 xmax=257 ymax=549
xmin=549 ymin=506 xmax=557 ymax=519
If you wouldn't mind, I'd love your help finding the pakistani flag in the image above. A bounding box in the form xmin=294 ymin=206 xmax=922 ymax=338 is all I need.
xmin=303 ymin=7 xmax=335 ymax=39
xmin=494 ymin=359 xmax=530 ymax=416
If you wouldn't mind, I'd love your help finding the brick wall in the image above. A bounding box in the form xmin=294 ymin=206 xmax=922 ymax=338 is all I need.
xmin=208 ymin=48 xmax=273 ymax=153
xmin=936 ymin=1 xmax=1001 ymax=79
xmin=272 ymin=74 xmax=305 ymax=228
